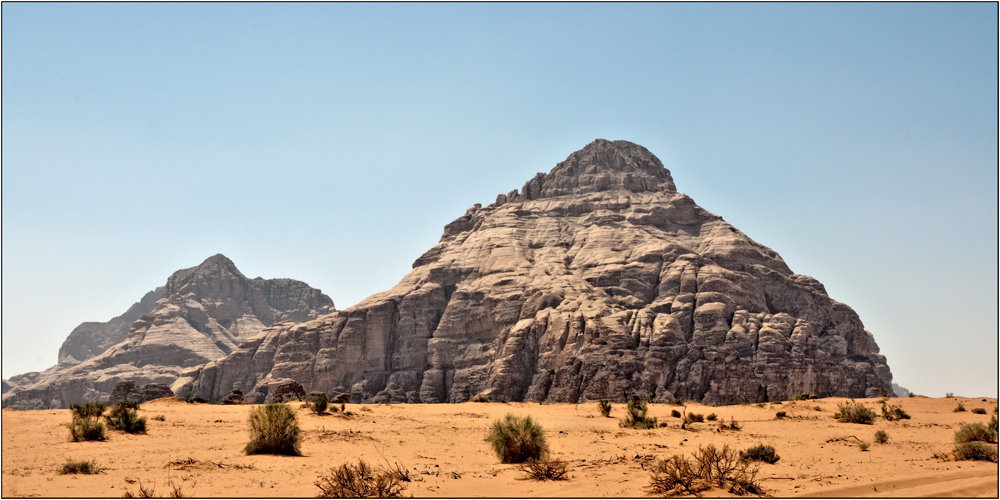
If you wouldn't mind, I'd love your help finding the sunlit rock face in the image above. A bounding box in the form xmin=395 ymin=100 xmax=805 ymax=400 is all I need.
xmin=182 ymin=139 xmax=893 ymax=404
xmin=2 ymin=255 xmax=334 ymax=409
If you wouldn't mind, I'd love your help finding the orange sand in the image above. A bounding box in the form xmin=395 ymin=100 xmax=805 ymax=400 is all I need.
xmin=2 ymin=396 xmax=996 ymax=497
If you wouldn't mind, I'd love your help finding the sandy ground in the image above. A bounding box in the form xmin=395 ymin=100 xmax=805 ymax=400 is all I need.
xmin=2 ymin=396 xmax=997 ymax=498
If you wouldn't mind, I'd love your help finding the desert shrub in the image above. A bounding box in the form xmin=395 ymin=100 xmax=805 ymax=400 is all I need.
xmin=719 ymin=418 xmax=742 ymax=431
xmin=946 ymin=392 xmax=954 ymax=398
xmin=858 ymin=441 xmax=870 ymax=451
xmin=469 ymin=393 xmax=490 ymax=403
xmin=70 ymin=401 xmax=108 ymax=419
xmin=60 ymin=459 xmax=101 ymax=474
xmin=880 ymin=401 xmax=911 ymax=421
xmin=105 ymin=401 xmax=147 ymax=434
xmin=954 ymin=402 xmax=966 ymax=413
xmin=619 ymin=395 xmax=657 ymax=429
xmin=706 ymin=413 xmax=717 ymax=421
xmin=486 ymin=414 xmax=548 ymax=463
xmin=667 ymin=397 xmax=684 ymax=406
xmin=790 ymin=394 xmax=809 ymax=401
xmin=755 ymin=403 xmax=765 ymax=408
xmin=814 ymin=406 xmax=822 ymax=411
xmin=189 ymin=397 xmax=208 ymax=404
xmin=122 ymin=480 xmax=157 ymax=498
xmin=244 ymin=402 xmax=302 ymax=456
xmin=775 ymin=411 xmax=787 ymax=419
xmin=312 ymin=394 xmax=329 ymax=414
xmin=670 ymin=409 xmax=681 ymax=418
xmin=689 ymin=413 xmax=704 ymax=423
xmin=315 ymin=459 xmax=408 ymax=498
xmin=874 ymin=430 xmax=889 ymax=444
xmin=990 ymin=416 xmax=998 ymax=434
xmin=597 ymin=399 xmax=612 ymax=418
xmin=517 ymin=457 xmax=569 ymax=481
xmin=954 ymin=423 xmax=998 ymax=444
xmin=648 ymin=446 xmax=763 ymax=496
xmin=68 ymin=401 xmax=107 ymax=442
xmin=834 ymin=401 xmax=877 ymax=424
xmin=953 ymin=442 xmax=998 ymax=462
xmin=740 ymin=444 xmax=779 ymax=464
xmin=971 ymin=408 xmax=987 ymax=415
xmin=168 ymin=481 xmax=184 ymax=498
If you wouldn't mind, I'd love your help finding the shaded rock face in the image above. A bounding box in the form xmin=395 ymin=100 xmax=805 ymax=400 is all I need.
xmin=58 ymin=288 xmax=166 ymax=366
xmin=182 ymin=139 xmax=893 ymax=405
xmin=107 ymin=381 xmax=175 ymax=405
xmin=269 ymin=381 xmax=306 ymax=403
xmin=219 ymin=389 xmax=246 ymax=405
xmin=2 ymin=255 xmax=335 ymax=409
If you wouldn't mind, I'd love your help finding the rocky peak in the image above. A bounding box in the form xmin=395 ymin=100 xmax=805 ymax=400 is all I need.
xmin=496 ymin=139 xmax=677 ymax=206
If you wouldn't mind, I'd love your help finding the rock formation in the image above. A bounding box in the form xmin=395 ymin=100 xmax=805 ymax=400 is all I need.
xmin=59 ymin=287 xmax=166 ymax=366
xmin=107 ymin=381 xmax=175 ymax=405
xmin=2 ymin=254 xmax=335 ymax=409
xmin=179 ymin=139 xmax=893 ymax=405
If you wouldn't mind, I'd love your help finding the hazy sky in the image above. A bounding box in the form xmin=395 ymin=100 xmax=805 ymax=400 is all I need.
xmin=2 ymin=3 xmax=996 ymax=397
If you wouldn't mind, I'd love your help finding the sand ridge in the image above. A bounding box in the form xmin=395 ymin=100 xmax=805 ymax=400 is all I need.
xmin=2 ymin=396 xmax=997 ymax=497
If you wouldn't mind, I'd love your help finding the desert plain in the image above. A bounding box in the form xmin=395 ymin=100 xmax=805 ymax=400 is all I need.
xmin=2 ymin=396 xmax=997 ymax=498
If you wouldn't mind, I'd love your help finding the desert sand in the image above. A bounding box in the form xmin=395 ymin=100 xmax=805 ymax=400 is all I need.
xmin=2 ymin=396 xmax=996 ymax=498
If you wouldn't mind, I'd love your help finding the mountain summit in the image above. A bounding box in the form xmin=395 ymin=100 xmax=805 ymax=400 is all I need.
xmin=180 ymin=140 xmax=893 ymax=405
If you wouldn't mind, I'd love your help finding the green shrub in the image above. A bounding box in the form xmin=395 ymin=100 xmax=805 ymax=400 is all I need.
xmin=834 ymin=401 xmax=877 ymax=424
xmin=619 ymin=395 xmax=657 ymax=429
xmin=775 ymin=411 xmax=787 ymax=419
xmin=874 ymin=430 xmax=889 ymax=444
xmin=60 ymin=459 xmax=101 ymax=474
xmin=881 ymin=401 xmax=911 ymax=421
xmin=244 ymin=403 xmax=302 ymax=456
xmin=597 ymin=399 xmax=612 ymax=418
xmin=706 ymin=413 xmax=717 ymax=421
xmin=990 ymin=415 xmax=998 ymax=434
xmin=954 ymin=423 xmax=998 ymax=444
xmin=670 ymin=409 xmax=681 ymax=418
xmin=315 ymin=459 xmax=408 ymax=498
xmin=689 ymin=413 xmax=704 ymax=423
xmin=857 ymin=441 xmax=870 ymax=451
xmin=105 ymin=401 xmax=147 ymax=434
xmin=954 ymin=402 xmax=967 ymax=413
xmin=312 ymin=394 xmax=329 ymax=414
xmin=486 ymin=414 xmax=548 ymax=463
xmin=70 ymin=401 xmax=107 ymax=419
xmin=953 ymin=442 xmax=998 ymax=462
xmin=740 ymin=444 xmax=779 ymax=464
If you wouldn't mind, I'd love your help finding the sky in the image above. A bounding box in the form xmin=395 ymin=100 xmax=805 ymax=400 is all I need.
xmin=2 ymin=3 xmax=996 ymax=397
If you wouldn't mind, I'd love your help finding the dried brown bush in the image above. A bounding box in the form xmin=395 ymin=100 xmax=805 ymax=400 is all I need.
xmin=315 ymin=459 xmax=408 ymax=498
xmin=517 ymin=457 xmax=569 ymax=481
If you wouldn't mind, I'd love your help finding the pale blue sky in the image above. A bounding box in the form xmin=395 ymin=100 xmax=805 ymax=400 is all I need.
xmin=2 ymin=3 xmax=996 ymax=397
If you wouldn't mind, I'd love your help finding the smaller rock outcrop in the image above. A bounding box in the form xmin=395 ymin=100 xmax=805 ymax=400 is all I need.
xmin=219 ymin=389 xmax=246 ymax=405
xmin=269 ymin=381 xmax=306 ymax=403
xmin=107 ymin=381 xmax=175 ymax=405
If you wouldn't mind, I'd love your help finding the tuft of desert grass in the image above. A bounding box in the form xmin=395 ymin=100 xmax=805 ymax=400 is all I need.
xmin=60 ymin=459 xmax=101 ymax=475
xmin=874 ymin=430 xmax=889 ymax=444
xmin=315 ymin=459 xmax=408 ymax=498
xmin=244 ymin=402 xmax=302 ymax=456
xmin=486 ymin=414 xmax=548 ymax=464
xmin=597 ymin=399 xmax=612 ymax=418
xmin=740 ymin=444 xmax=780 ymax=464
xmin=619 ymin=395 xmax=657 ymax=429
xmin=834 ymin=400 xmax=877 ymax=424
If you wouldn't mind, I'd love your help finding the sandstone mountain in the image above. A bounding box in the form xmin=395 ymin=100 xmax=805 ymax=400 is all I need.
xmin=59 ymin=287 xmax=166 ymax=366
xmin=178 ymin=139 xmax=894 ymax=405
xmin=2 ymin=255 xmax=335 ymax=409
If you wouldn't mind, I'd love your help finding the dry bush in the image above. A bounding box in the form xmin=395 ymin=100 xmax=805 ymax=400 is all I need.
xmin=244 ymin=402 xmax=302 ymax=456
xmin=834 ymin=401 xmax=877 ymax=424
xmin=953 ymin=442 xmax=998 ymax=462
xmin=487 ymin=414 xmax=548 ymax=463
xmin=775 ymin=411 xmax=787 ymax=419
xmin=718 ymin=418 xmax=741 ymax=431
xmin=619 ymin=395 xmax=657 ymax=429
xmin=60 ymin=459 xmax=101 ymax=474
xmin=954 ymin=402 xmax=967 ymax=413
xmin=706 ymin=413 xmax=717 ymax=421
xmin=689 ymin=413 xmax=705 ymax=423
xmin=954 ymin=423 xmax=998 ymax=444
xmin=857 ymin=441 xmax=870 ymax=451
xmin=315 ymin=459 xmax=408 ymax=498
xmin=648 ymin=445 xmax=763 ymax=496
xmin=517 ymin=457 xmax=569 ymax=481
xmin=122 ymin=480 xmax=157 ymax=498
xmin=971 ymin=408 xmax=987 ymax=415
xmin=880 ymin=401 xmax=911 ymax=421
xmin=740 ymin=444 xmax=779 ymax=464
xmin=598 ymin=399 xmax=612 ymax=418
xmin=874 ymin=430 xmax=889 ymax=444
xmin=671 ymin=409 xmax=682 ymax=418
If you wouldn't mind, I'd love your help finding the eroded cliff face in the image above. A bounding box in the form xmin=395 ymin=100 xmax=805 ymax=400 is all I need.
xmin=2 ymin=255 xmax=335 ymax=409
xmin=180 ymin=139 xmax=893 ymax=404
